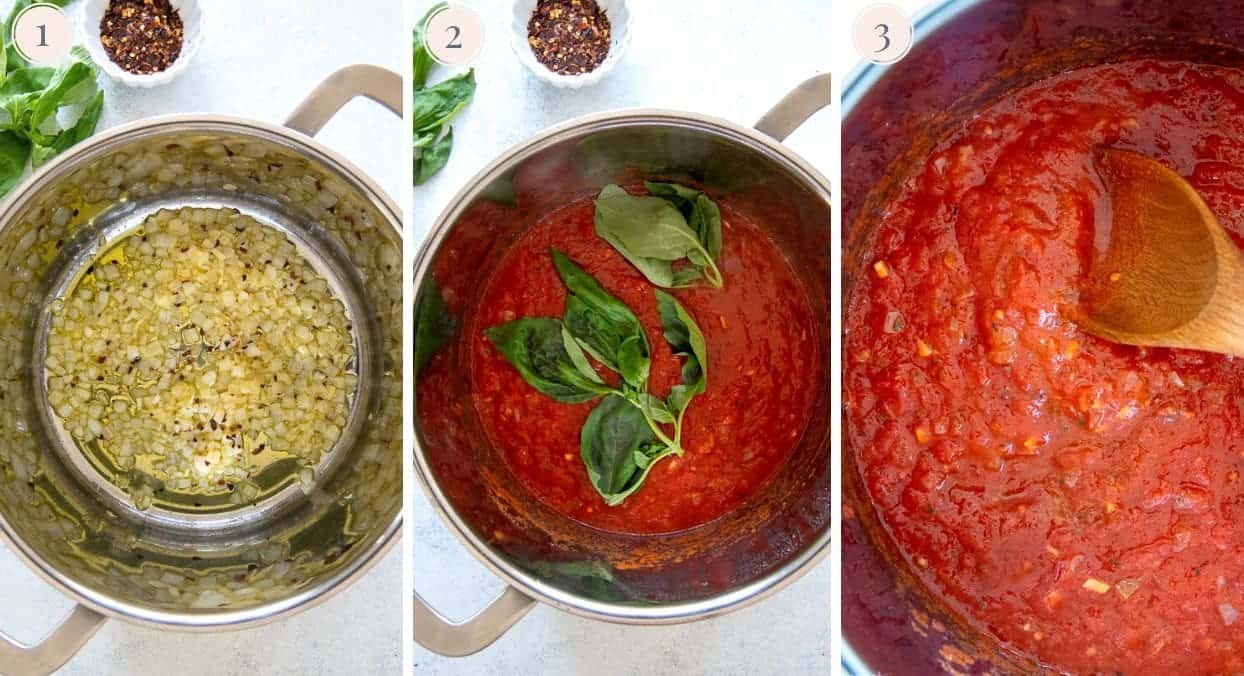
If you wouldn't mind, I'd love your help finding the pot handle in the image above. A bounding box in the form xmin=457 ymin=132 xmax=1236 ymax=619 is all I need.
xmin=284 ymin=64 xmax=403 ymax=136
xmin=0 ymin=605 xmax=106 ymax=676
xmin=413 ymin=586 xmax=536 ymax=657
xmin=754 ymin=73 xmax=831 ymax=142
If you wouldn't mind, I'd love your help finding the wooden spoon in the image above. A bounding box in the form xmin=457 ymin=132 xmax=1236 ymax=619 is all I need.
xmin=1077 ymin=148 xmax=1244 ymax=356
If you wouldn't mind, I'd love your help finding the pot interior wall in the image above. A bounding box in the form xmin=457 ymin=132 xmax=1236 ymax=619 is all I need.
xmin=415 ymin=120 xmax=829 ymax=606
xmin=842 ymin=0 xmax=1244 ymax=672
xmin=0 ymin=125 xmax=401 ymax=621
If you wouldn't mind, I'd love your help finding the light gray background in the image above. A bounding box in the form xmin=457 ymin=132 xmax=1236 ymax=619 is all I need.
xmin=0 ymin=0 xmax=403 ymax=674
xmin=413 ymin=1 xmax=832 ymax=674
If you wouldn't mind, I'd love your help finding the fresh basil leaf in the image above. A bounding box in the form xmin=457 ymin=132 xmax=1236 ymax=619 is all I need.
xmin=562 ymin=323 xmax=603 ymax=384
xmin=0 ymin=130 xmax=30 ymax=196
xmin=526 ymin=559 xmax=641 ymax=603
xmin=0 ymin=67 xmax=54 ymax=130
xmin=593 ymin=184 xmax=723 ymax=288
xmin=655 ymin=290 xmax=708 ymax=425
xmin=412 ymin=69 xmax=475 ymax=133
xmin=551 ymin=248 xmax=650 ymax=390
xmin=26 ymin=61 xmax=95 ymax=144
xmin=690 ymin=193 xmax=723 ymax=261
xmin=485 ymin=317 xmax=613 ymax=403
xmin=643 ymin=180 xmax=700 ymax=209
xmin=580 ymin=394 xmax=676 ymax=505
xmin=414 ymin=125 xmax=452 ymax=185
xmin=414 ymin=277 xmax=456 ymax=377
xmin=413 ymin=2 xmax=446 ymax=89
xmin=621 ymin=390 xmax=675 ymax=424
xmin=645 ymin=181 xmax=724 ymax=265
xmin=595 ymin=188 xmax=699 ymax=260
xmin=31 ymin=88 xmax=103 ymax=168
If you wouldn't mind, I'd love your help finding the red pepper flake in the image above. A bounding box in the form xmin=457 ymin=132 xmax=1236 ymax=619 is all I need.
xmin=99 ymin=0 xmax=184 ymax=75
xmin=526 ymin=0 xmax=611 ymax=76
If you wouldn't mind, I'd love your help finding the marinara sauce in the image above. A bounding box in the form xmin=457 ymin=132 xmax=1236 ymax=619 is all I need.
xmin=846 ymin=60 xmax=1244 ymax=673
xmin=464 ymin=191 xmax=819 ymax=536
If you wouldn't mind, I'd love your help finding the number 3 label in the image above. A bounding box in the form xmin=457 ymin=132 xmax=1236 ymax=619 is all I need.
xmin=853 ymin=4 xmax=913 ymax=65
xmin=425 ymin=4 xmax=484 ymax=67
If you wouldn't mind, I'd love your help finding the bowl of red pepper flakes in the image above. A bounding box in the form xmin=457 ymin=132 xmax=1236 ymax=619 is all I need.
xmin=510 ymin=0 xmax=631 ymax=88
xmin=80 ymin=0 xmax=205 ymax=88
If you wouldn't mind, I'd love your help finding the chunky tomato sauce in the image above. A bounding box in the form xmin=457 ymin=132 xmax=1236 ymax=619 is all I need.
xmin=846 ymin=60 xmax=1244 ymax=674
xmin=460 ymin=191 xmax=819 ymax=535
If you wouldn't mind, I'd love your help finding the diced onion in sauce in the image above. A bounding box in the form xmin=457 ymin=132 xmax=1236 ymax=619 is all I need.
xmin=1082 ymin=578 xmax=1112 ymax=594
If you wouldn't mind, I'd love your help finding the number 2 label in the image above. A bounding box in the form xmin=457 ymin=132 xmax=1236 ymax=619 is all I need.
xmin=426 ymin=4 xmax=483 ymax=66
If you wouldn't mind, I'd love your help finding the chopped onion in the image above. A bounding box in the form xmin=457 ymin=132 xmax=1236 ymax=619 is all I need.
xmin=1082 ymin=578 xmax=1112 ymax=594
xmin=1220 ymin=603 xmax=1239 ymax=626
xmin=1115 ymin=578 xmax=1140 ymax=600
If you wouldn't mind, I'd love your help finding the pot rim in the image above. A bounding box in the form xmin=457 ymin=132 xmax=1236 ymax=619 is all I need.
xmin=0 ymin=112 xmax=403 ymax=631
xmin=413 ymin=107 xmax=830 ymax=625
xmin=840 ymin=0 xmax=981 ymax=673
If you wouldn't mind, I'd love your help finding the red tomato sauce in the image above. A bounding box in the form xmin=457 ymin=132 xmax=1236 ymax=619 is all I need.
xmin=463 ymin=191 xmax=819 ymax=535
xmin=846 ymin=60 xmax=1244 ymax=674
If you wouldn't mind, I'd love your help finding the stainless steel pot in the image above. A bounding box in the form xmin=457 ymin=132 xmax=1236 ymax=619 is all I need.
xmin=842 ymin=1 xmax=1244 ymax=673
xmin=0 ymin=65 xmax=403 ymax=676
xmin=413 ymin=75 xmax=832 ymax=655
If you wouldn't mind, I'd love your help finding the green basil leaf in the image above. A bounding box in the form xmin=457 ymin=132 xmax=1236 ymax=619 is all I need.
xmin=412 ymin=69 xmax=475 ymax=133
xmin=595 ymin=187 xmax=699 ymax=259
xmin=414 ymin=125 xmax=453 ymax=185
xmin=414 ymin=277 xmax=456 ymax=377
xmin=580 ymin=395 xmax=676 ymax=505
xmin=485 ymin=317 xmax=613 ymax=403
xmin=561 ymin=323 xmax=603 ymax=384
xmin=0 ymin=67 xmax=54 ymax=130
xmin=0 ymin=130 xmax=30 ymax=197
xmin=26 ymin=61 xmax=96 ymax=145
xmin=655 ymin=290 xmax=708 ymax=418
xmin=32 ymin=89 xmax=103 ymax=168
xmin=593 ymin=184 xmax=723 ymax=288
xmin=621 ymin=390 xmax=675 ymax=424
xmin=670 ymin=266 xmax=703 ymax=287
xmin=643 ymin=180 xmax=700 ymax=210
xmin=413 ymin=2 xmax=446 ymax=89
xmin=644 ymin=181 xmax=724 ymax=266
xmin=551 ymin=248 xmax=650 ymax=389
xmin=690 ymin=193 xmax=723 ymax=261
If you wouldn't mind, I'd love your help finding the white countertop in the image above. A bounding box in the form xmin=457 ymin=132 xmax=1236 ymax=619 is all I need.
xmin=413 ymin=0 xmax=832 ymax=673
xmin=0 ymin=0 xmax=403 ymax=674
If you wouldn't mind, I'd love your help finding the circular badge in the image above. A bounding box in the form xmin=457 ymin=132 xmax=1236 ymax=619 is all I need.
xmin=424 ymin=4 xmax=484 ymax=68
xmin=853 ymin=4 xmax=914 ymax=65
xmin=11 ymin=3 xmax=73 ymax=64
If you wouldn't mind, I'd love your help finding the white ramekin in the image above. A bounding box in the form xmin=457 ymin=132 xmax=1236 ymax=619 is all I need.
xmin=509 ymin=0 xmax=630 ymax=89
xmin=79 ymin=0 xmax=204 ymax=88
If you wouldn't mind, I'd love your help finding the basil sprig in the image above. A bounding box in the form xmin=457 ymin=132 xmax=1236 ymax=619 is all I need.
xmin=413 ymin=3 xmax=474 ymax=186
xmin=485 ymin=250 xmax=711 ymax=504
xmin=552 ymin=249 xmax=651 ymax=391
xmin=580 ymin=394 xmax=678 ymax=505
xmin=0 ymin=1 xmax=106 ymax=199
xmin=414 ymin=278 xmax=456 ymax=377
xmin=593 ymin=183 xmax=724 ymax=288
xmin=484 ymin=317 xmax=613 ymax=403
xmin=655 ymin=290 xmax=708 ymax=449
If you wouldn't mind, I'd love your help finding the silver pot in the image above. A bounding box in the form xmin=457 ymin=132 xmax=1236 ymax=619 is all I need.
xmin=413 ymin=75 xmax=832 ymax=655
xmin=842 ymin=1 xmax=1244 ymax=673
xmin=0 ymin=66 xmax=403 ymax=676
